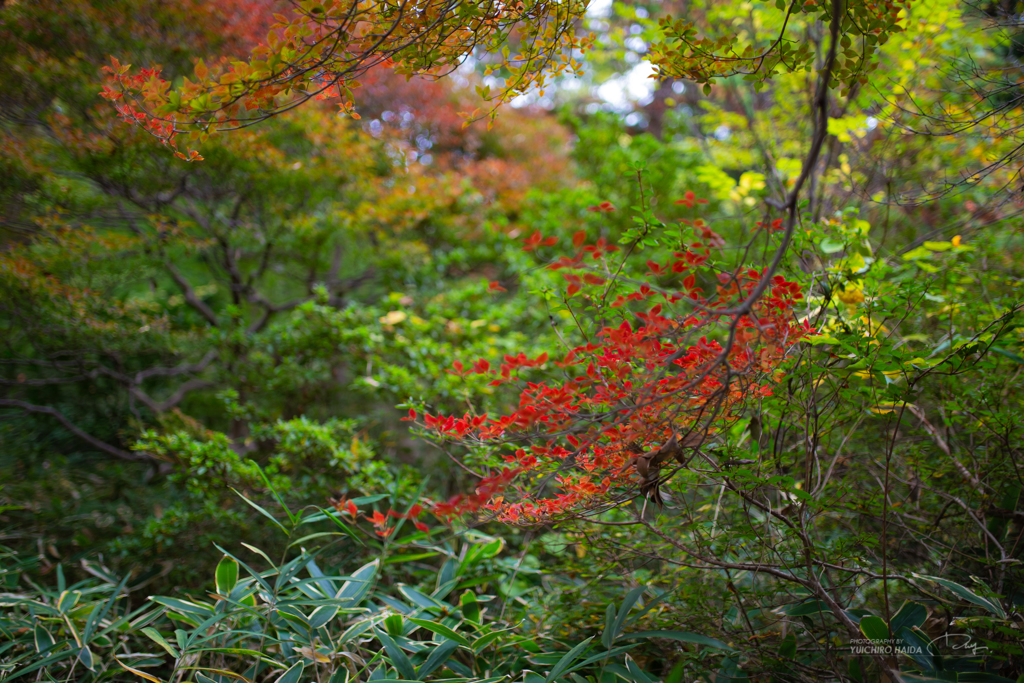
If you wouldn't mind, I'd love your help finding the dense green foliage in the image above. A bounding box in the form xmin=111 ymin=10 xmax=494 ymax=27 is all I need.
xmin=3 ymin=0 xmax=1024 ymax=681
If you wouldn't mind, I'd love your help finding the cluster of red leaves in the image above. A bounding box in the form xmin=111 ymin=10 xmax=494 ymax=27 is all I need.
xmin=100 ymin=59 xmax=202 ymax=161
xmin=380 ymin=201 xmax=814 ymax=528
xmin=332 ymin=497 xmax=429 ymax=538
xmin=447 ymin=354 xmax=550 ymax=385
xmin=674 ymin=190 xmax=709 ymax=209
xmin=91 ymin=0 xmax=284 ymax=159
xmin=587 ymin=201 xmax=616 ymax=213
xmin=756 ymin=218 xmax=787 ymax=232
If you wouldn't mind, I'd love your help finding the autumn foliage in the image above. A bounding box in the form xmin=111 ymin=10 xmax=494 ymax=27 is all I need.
xmin=357 ymin=202 xmax=815 ymax=533
xmin=98 ymin=0 xmax=591 ymax=159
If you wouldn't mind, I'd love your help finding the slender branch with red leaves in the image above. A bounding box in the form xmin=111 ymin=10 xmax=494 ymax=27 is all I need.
xmin=98 ymin=0 xmax=592 ymax=160
xmin=363 ymin=197 xmax=816 ymax=534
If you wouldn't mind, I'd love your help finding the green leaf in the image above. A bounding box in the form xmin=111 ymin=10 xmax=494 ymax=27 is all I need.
xmin=397 ymin=584 xmax=444 ymax=610
xmin=275 ymin=554 xmax=311 ymax=592
xmin=457 ymin=574 xmax=503 ymax=590
xmin=665 ymin=660 xmax=686 ymax=683
xmin=288 ymin=532 xmax=347 ymax=548
xmin=605 ymin=663 xmax=635 ymax=682
xmin=338 ymin=616 xmax=378 ymax=643
xmin=848 ymin=656 xmax=863 ymax=683
xmin=459 ymin=591 xmax=480 ymax=625
xmin=276 ymin=661 xmax=305 ymax=683
xmin=249 ymin=459 xmax=297 ymax=526
xmin=897 ymin=626 xmax=936 ymax=672
xmin=991 ymin=347 xmax=1024 ymax=364
xmin=304 ymin=558 xmax=336 ymax=599
xmin=83 ymin=574 xmax=129 ymax=644
xmin=141 ymin=628 xmax=180 ymax=658
xmin=191 ymin=649 xmax=286 ymax=668
xmin=78 ymin=645 xmax=95 ymax=671
xmin=151 ymin=596 xmax=214 ymax=619
xmin=276 ymin=605 xmax=310 ymax=627
xmin=309 ymin=605 xmax=340 ymax=629
xmin=471 ymin=624 xmax=521 ymax=654
xmin=820 ymin=237 xmax=846 ymax=254
xmin=116 ymin=658 xmax=165 ymax=683
xmin=601 ymin=602 xmax=617 ymax=649
xmin=620 ymin=630 xmax=733 ymax=651
xmin=350 ymin=494 xmax=389 ymax=505
xmin=375 ymin=628 xmax=417 ymax=680
xmin=544 ymin=636 xmax=594 ymax=683
xmin=231 ymin=488 xmax=288 ymax=533
xmin=778 ymin=633 xmax=796 ymax=659
xmin=56 ymin=590 xmax=81 ymax=614
xmin=785 ymin=600 xmax=828 ymax=617
xmin=561 ymin=645 xmax=639 ymax=677
xmin=609 ymin=586 xmax=645 ymax=645
xmin=312 ymin=506 xmax=365 ymax=547
xmin=804 ymin=334 xmax=841 ymax=346
xmin=890 ymin=601 xmax=927 ymax=636
xmin=34 ymin=623 xmax=55 ymax=653
xmin=238 ymin=542 xmax=275 ymax=569
xmin=859 ymin=616 xmax=889 ymax=642
xmin=167 ymin=612 xmax=200 ymax=628
xmin=418 ymin=638 xmax=460 ymax=678
xmin=385 ymin=614 xmax=405 ymax=637
xmin=216 ymin=556 xmax=239 ymax=596
xmin=337 ymin=559 xmax=378 ymax=604
xmin=623 ymin=654 xmax=655 ymax=683
xmin=434 ymin=574 xmax=459 ymax=605
xmin=408 ymin=617 xmax=470 ymax=646
xmin=6 ymin=646 xmax=78 ymax=680
xmin=385 ymin=552 xmax=440 ymax=565
xmin=902 ymin=246 xmax=934 ymax=261
xmin=913 ymin=573 xmax=1006 ymax=618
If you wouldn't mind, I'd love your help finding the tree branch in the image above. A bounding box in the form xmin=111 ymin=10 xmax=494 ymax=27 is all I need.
xmin=166 ymin=262 xmax=219 ymax=326
xmin=0 ymin=399 xmax=151 ymax=462
xmin=130 ymin=378 xmax=214 ymax=414
xmin=134 ymin=350 xmax=218 ymax=382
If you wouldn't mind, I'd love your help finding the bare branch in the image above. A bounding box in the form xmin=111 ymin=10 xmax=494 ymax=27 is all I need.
xmin=135 ymin=350 xmax=218 ymax=382
xmin=130 ymin=378 xmax=214 ymax=414
xmin=166 ymin=262 xmax=219 ymax=326
xmin=0 ymin=398 xmax=151 ymax=462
